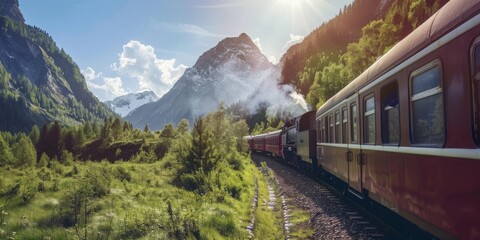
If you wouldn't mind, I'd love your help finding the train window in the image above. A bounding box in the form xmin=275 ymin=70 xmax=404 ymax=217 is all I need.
xmin=381 ymin=82 xmax=400 ymax=145
xmin=410 ymin=62 xmax=445 ymax=145
xmin=471 ymin=39 xmax=480 ymax=144
xmin=324 ymin=116 xmax=328 ymax=143
xmin=335 ymin=111 xmax=340 ymax=143
xmin=329 ymin=114 xmax=334 ymax=143
xmin=317 ymin=119 xmax=322 ymax=142
xmin=342 ymin=107 xmax=348 ymax=143
xmin=350 ymin=103 xmax=358 ymax=143
xmin=364 ymin=96 xmax=375 ymax=144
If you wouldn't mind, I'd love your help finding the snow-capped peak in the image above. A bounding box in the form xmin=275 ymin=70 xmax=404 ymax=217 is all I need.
xmin=104 ymin=91 xmax=159 ymax=117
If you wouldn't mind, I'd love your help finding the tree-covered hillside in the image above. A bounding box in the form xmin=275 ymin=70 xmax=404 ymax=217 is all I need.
xmin=281 ymin=0 xmax=448 ymax=108
xmin=0 ymin=15 xmax=116 ymax=133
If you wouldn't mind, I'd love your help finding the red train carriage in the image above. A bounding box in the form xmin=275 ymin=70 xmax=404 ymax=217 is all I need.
xmin=264 ymin=130 xmax=282 ymax=157
xmin=244 ymin=136 xmax=254 ymax=151
xmin=251 ymin=133 xmax=266 ymax=152
xmin=316 ymin=0 xmax=480 ymax=238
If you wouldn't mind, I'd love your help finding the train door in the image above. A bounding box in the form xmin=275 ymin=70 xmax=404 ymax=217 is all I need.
xmin=347 ymin=95 xmax=362 ymax=192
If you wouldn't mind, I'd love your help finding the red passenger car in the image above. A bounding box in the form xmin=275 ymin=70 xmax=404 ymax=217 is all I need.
xmin=251 ymin=134 xmax=266 ymax=152
xmin=244 ymin=135 xmax=254 ymax=151
xmin=264 ymin=130 xmax=282 ymax=157
xmin=316 ymin=0 xmax=480 ymax=238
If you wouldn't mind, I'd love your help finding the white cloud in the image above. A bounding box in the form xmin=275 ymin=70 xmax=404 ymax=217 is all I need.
xmin=81 ymin=67 xmax=101 ymax=81
xmin=85 ymin=75 xmax=127 ymax=100
xmin=282 ymin=34 xmax=305 ymax=53
xmin=268 ymin=55 xmax=278 ymax=64
xmin=112 ymin=40 xmax=187 ymax=97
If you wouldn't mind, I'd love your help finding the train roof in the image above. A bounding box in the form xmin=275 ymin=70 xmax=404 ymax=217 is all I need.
xmin=316 ymin=0 xmax=480 ymax=118
xmin=264 ymin=130 xmax=282 ymax=137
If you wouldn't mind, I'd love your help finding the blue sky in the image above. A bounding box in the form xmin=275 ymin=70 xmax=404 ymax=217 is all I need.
xmin=20 ymin=0 xmax=353 ymax=101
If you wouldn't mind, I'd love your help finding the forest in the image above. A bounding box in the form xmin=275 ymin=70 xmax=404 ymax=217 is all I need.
xmin=282 ymin=0 xmax=447 ymax=109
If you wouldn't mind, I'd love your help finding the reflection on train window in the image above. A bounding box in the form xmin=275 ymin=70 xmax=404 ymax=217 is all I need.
xmin=350 ymin=103 xmax=358 ymax=143
xmin=335 ymin=111 xmax=340 ymax=143
xmin=364 ymin=96 xmax=375 ymax=144
xmin=410 ymin=63 xmax=445 ymax=145
xmin=329 ymin=114 xmax=334 ymax=143
xmin=342 ymin=107 xmax=347 ymax=143
xmin=381 ymin=82 xmax=399 ymax=144
xmin=317 ymin=119 xmax=322 ymax=142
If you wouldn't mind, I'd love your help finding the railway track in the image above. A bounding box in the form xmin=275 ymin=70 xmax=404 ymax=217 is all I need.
xmin=251 ymin=152 xmax=412 ymax=239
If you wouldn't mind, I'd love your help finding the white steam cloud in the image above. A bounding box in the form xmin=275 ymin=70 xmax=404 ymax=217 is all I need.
xmin=243 ymin=66 xmax=309 ymax=117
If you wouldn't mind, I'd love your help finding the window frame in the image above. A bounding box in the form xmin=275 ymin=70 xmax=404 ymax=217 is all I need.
xmin=381 ymin=81 xmax=400 ymax=146
xmin=329 ymin=113 xmax=334 ymax=143
xmin=317 ymin=118 xmax=322 ymax=142
xmin=335 ymin=110 xmax=340 ymax=143
xmin=363 ymin=94 xmax=376 ymax=145
xmin=350 ymin=103 xmax=358 ymax=144
xmin=409 ymin=59 xmax=445 ymax=147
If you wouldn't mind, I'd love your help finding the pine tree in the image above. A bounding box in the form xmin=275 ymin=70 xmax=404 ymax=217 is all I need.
xmin=37 ymin=124 xmax=49 ymax=157
xmin=38 ymin=152 xmax=50 ymax=168
xmin=83 ymin=121 xmax=93 ymax=138
xmin=160 ymin=123 xmax=175 ymax=138
xmin=0 ymin=134 xmax=13 ymax=166
xmin=189 ymin=117 xmax=217 ymax=174
xmin=29 ymin=125 xmax=40 ymax=145
xmin=111 ymin=117 xmax=123 ymax=140
xmin=177 ymin=119 xmax=190 ymax=135
xmin=12 ymin=135 xmax=36 ymax=167
xmin=48 ymin=121 xmax=62 ymax=158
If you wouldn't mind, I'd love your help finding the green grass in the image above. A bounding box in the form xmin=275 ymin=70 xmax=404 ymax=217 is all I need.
xmin=253 ymin=170 xmax=284 ymax=240
xmin=0 ymin=155 xmax=260 ymax=239
xmin=288 ymin=205 xmax=315 ymax=239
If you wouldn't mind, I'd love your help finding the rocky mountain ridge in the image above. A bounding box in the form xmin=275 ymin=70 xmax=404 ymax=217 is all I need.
xmin=126 ymin=33 xmax=306 ymax=130
xmin=104 ymin=91 xmax=159 ymax=117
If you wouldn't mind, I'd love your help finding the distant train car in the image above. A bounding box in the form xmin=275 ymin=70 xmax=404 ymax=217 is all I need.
xmin=264 ymin=130 xmax=282 ymax=157
xmin=244 ymin=135 xmax=254 ymax=151
xmin=251 ymin=133 xmax=266 ymax=152
xmin=316 ymin=0 xmax=480 ymax=238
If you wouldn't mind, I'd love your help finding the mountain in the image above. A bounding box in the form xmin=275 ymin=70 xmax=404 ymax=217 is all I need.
xmin=0 ymin=0 xmax=116 ymax=132
xmin=104 ymin=91 xmax=159 ymax=117
xmin=0 ymin=0 xmax=23 ymax=23
xmin=126 ymin=33 xmax=306 ymax=130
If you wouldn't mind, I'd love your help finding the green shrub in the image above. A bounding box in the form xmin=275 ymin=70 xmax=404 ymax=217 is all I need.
xmin=57 ymin=168 xmax=111 ymax=227
xmin=180 ymin=173 xmax=200 ymax=191
xmin=3 ymin=181 xmax=20 ymax=197
xmin=37 ymin=181 xmax=46 ymax=192
xmin=114 ymin=166 xmax=132 ymax=182
xmin=20 ymin=187 xmax=36 ymax=205
xmin=51 ymin=179 xmax=60 ymax=192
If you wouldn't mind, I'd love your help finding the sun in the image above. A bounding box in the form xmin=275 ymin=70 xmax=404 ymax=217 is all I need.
xmin=271 ymin=0 xmax=310 ymax=28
